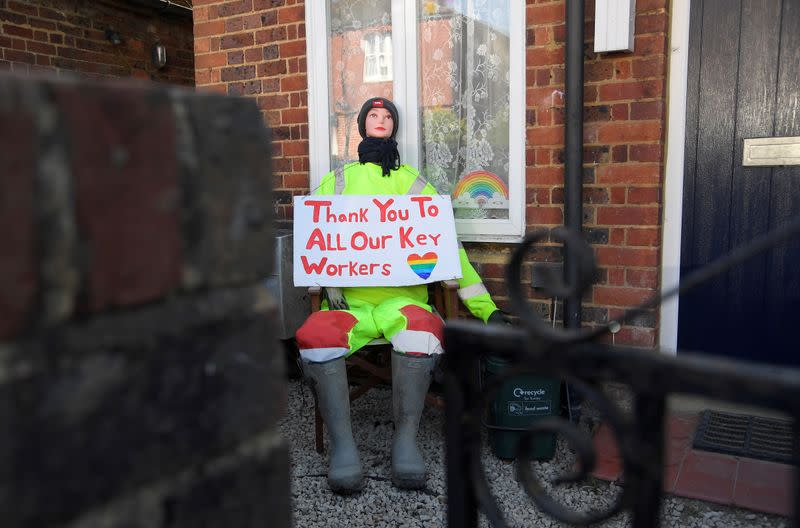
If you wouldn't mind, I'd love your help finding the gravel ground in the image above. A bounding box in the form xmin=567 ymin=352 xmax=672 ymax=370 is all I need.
xmin=280 ymin=379 xmax=789 ymax=528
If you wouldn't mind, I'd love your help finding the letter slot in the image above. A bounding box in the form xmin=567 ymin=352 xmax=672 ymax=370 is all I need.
xmin=742 ymin=136 xmax=800 ymax=167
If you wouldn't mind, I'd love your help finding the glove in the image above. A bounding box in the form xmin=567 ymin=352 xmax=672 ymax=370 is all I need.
xmin=487 ymin=310 xmax=512 ymax=326
xmin=324 ymin=287 xmax=349 ymax=311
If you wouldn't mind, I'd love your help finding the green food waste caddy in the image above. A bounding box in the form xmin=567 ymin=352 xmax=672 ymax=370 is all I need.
xmin=484 ymin=355 xmax=560 ymax=460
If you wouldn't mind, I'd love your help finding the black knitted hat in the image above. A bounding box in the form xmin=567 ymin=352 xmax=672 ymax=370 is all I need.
xmin=357 ymin=97 xmax=399 ymax=139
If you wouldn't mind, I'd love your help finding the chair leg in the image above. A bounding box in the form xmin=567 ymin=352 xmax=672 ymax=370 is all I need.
xmin=424 ymin=392 xmax=444 ymax=409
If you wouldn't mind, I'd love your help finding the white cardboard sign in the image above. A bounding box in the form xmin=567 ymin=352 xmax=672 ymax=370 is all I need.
xmin=293 ymin=195 xmax=462 ymax=287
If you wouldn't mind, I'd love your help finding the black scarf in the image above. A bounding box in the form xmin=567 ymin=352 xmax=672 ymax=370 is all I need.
xmin=358 ymin=137 xmax=400 ymax=176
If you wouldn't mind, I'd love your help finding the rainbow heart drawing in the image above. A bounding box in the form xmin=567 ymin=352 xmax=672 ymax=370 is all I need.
xmin=407 ymin=252 xmax=438 ymax=279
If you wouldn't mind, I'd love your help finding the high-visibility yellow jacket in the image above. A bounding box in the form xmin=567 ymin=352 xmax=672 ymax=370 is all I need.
xmin=316 ymin=161 xmax=498 ymax=322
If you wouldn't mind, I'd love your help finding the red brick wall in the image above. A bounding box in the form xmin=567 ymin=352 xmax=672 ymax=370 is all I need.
xmin=0 ymin=0 xmax=195 ymax=85
xmin=193 ymin=0 xmax=670 ymax=347
xmin=193 ymin=0 xmax=307 ymax=228
xmin=524 ymin=0 xmax=668 ymax=346
xmin=193 ymin=0 xmax=306 ymax=226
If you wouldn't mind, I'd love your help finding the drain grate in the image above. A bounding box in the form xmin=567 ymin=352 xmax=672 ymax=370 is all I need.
xmin=692 ymin=410 xmax=795 ymax=463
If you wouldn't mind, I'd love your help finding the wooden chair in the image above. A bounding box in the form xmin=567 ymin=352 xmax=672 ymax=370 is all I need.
xmin=308 ymin=281 xmax=459 ymax=453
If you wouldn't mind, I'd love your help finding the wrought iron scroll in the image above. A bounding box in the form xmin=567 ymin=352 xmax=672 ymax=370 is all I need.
xmin=443 ymin=216 xmax=800 ymax=528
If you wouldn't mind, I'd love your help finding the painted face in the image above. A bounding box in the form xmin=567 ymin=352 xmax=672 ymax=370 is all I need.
xmin=364 ymin=107 xmax=394 ymax=139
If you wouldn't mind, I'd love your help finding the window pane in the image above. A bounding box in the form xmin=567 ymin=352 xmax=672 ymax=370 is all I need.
xmin=418 ymin=0 xmax=511 ymax=219
xmin=328 ymin=0 xmax=393 ymax=169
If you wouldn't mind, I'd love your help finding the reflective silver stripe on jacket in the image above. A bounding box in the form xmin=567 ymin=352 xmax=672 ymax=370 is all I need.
xmin=334 ymin=166 xmax=346 ymax=195
xmin=406 ymin=174 xmax=428 ymax=194
xmin=458 ymin=282 xmax=489 ymax=301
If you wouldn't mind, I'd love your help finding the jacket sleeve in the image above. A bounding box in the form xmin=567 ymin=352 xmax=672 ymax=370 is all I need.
xmin=419 ymin=179 xmax=498 ymax=323
xmin=455 ymin=245 xmax=498 ymax=322
xmin=314 ymin=170 xmax=336 ymax=195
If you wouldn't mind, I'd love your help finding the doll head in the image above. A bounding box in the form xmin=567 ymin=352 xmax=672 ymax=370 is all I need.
xmin=357 ymin=97 xmax=399 ymax=139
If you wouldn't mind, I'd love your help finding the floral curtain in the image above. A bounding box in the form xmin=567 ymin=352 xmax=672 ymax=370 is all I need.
xmin=418 ymin=0 xmax=511 ymax=219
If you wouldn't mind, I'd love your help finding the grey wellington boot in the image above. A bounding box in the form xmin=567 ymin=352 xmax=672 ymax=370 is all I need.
xmin=391 ymin=351 xmax=436 ymax=489
xmin=304 ymin=358 xmax=364 ymax=494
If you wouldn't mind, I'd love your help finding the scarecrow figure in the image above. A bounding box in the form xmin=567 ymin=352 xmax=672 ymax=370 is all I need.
xmin=296 ymin=97 xmax=508 ymax=493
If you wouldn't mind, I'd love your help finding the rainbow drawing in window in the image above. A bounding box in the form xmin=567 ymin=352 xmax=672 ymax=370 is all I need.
xmin=451 ymin=170 xmax=509 ymax=209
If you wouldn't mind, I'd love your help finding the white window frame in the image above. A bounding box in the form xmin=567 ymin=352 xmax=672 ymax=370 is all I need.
xmin=659 ymin=0 xmax=691 ymax=354
xmin=306 ymin=1 xmax=525 ymax=242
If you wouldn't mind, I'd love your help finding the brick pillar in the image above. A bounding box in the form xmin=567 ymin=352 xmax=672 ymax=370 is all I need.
xmin=0 ymin=72 xmax=289 ymax=527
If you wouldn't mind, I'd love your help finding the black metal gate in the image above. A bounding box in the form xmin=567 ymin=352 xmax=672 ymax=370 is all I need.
xmin=443 ymin=223 xmax=800 ymax=527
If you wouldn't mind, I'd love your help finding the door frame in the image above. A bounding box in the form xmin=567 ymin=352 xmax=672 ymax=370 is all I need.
xmin=659 ymin=0 xmax=692 ymax=353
